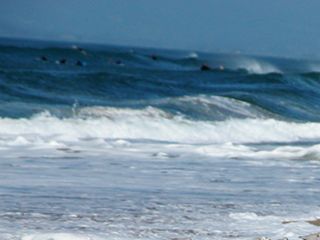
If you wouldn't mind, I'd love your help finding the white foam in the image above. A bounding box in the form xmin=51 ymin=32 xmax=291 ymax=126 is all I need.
xmin=166 ymin=95 xmax=267 ymax=119
xmin=228 ymin=212 xmax=320 ymax=240
xmin=305 ymin=62 xmax=320 ymax=73
xmin=22 ymin=233 xmax=96 ymax=240
xmin=197 ymin=143 xmax=320 ymax=160
xmin=234 ymin=57 xmax=281 ymax=74
xmin=0 ymin=109 xmax=319 ymax=148
xmin=186 ymin=52 xmax=198 ymax=59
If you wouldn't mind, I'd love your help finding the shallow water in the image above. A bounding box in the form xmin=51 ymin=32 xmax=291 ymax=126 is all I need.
xmin=0 ymin=38 xmax=320 ymax=240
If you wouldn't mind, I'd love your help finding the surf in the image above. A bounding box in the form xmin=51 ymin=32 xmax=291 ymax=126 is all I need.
xmin=0 ymin=109 xmax=320 ymax=146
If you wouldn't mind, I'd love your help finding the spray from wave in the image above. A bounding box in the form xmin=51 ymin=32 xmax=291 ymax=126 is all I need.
xmin=233 ymin=57 xmax=281 ymax=74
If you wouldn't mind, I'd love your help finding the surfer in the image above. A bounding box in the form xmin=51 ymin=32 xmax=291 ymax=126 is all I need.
xmin=200 ymin=64 xmax=211 ymax=71
xmin=56 ymin=59 xmax=67 ymax=65
xmin=151 ymin=54 xmax=158 ymax=60
xmin=40 ymin=56 xmax=48 ymax=62
xmin=200 ymin=64 xmax=224 ymax=71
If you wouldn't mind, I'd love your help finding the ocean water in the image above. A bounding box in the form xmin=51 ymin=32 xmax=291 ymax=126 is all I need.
xmin=0 ymin=38 xmax=320 ymax=240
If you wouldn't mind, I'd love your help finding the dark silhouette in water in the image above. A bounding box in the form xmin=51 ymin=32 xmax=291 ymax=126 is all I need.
xmin=40 ymin=56 xmax=48 ymax=62
xmin=75 ymin=60 xmax=84 ymax=67
xmin=200 ymin=64 xmax=211 ymax=71
xmin=107 ymin=58 xmax=124 ymax=66
xmin=57 ymin=59 xmax=67 ymax=65
xmin=151 ymin=54 xmax=158 ymax=61
xmin=200 ymin=64 xmax=225 ymax=71
xmin=72 ymin=45 xmax=87 ymax=55
xmin=115 ymin=60 xmax=123 ymax=65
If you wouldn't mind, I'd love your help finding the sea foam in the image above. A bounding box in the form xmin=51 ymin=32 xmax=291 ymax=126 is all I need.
xmin=0 ymin=108 xmax=319 ymax=147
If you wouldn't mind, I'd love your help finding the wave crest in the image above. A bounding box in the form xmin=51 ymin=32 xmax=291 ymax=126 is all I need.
xmin=234 ymin=57 xmax=281 ymax=74
xmin=0 ymin=108 xmax=319 ymax=146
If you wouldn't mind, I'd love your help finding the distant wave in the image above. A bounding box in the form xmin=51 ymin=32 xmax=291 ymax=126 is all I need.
xmin=186 ymin=52 xmax=199 ymax=59
xmin=232 ymin=57 xmax=281 ymax=74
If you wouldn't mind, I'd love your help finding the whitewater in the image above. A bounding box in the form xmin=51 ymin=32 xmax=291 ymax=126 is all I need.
xmin=0 ymin=38 xmax=320 ymax=240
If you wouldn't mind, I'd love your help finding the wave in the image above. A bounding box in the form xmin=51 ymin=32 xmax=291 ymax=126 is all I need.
xmin=1 ymin=41 xmax=320 ymax=122
xmin=303 ymin=62 xmax=320 ymax=73
xmin=197 ymin=142 xmax=320 ymax=161
xmin=185 ymin=52 xmax=199 ymax=59
xmin=1 ymin=41 xmax=317 ymax=74
xmin=232 ymin=57 xmax=282 ymax=74
xmin=1 ymin=108 xmax=320 ymax=147
xmin=150 ymin=95 xmax=272 ymax=120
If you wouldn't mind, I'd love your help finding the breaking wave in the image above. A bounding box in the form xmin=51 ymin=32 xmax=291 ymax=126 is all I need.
xmin=0 ymin=108 xmax=320 ymax=146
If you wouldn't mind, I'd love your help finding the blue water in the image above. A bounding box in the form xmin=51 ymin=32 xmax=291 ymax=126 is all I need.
xmin=0 ymin=38 xmax=320 ymax=240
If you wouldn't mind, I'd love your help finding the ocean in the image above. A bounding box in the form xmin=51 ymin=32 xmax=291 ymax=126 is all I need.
xmin=0 ymin=38 xmax=319 ymax=240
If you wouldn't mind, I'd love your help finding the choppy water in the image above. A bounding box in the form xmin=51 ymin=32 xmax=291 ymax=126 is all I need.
xmin=0 ymin=38 xmax=320 ymax=240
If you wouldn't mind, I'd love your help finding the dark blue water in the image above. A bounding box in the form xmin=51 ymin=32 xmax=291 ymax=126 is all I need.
xmin=1 ymin=38 xmax=320 ymax=122
xmin=1 ymin=38 xmax=320 ymax=240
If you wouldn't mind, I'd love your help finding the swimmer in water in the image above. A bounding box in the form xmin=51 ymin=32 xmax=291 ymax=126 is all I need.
xmin=151 ymin=54 xmax=158 ymax=60
xmin=200 ymin=64 xmax=211 ymax=71
xmin=39 ymin=56 xmax=48 ymax=62
xmin=200 ymin=64 xmax=225 ymax=71
xmin=56 ymin=59 xmax=67 ymax=65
